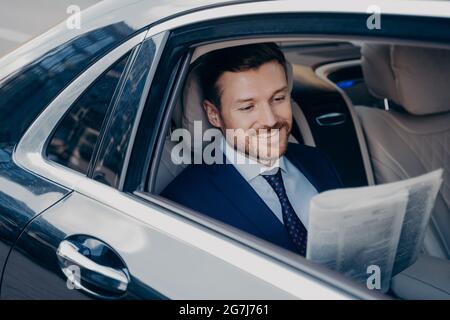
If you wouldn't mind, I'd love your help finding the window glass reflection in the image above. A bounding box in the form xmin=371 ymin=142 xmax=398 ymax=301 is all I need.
xmin=46 ymin=52 xmax=131 ymax=175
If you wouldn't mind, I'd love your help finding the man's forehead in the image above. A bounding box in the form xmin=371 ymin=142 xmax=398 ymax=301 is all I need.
xmin=218 ymin=62 xmax=288 ymax=101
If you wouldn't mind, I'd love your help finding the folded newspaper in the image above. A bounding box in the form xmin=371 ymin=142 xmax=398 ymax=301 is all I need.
xmin=306 ymin=169 xmax=443 ymax=292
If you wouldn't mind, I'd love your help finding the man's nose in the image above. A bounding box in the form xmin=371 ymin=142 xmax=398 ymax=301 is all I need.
xmin=258 ymin=103 xmax=277 ymax=128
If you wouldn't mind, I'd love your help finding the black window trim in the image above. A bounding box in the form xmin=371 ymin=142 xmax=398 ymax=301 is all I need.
xmin=146 ymin=51 xmax=192 ymax=193
xmin=116 ymin=32 xmax=170 ymax=190
xmin=87 ymin=32 xmax=169 ymax=189
xmin=86 ymin=45 xmax=142 ymax=178
xmin=42 ymin=47 xmax=138 ymax=177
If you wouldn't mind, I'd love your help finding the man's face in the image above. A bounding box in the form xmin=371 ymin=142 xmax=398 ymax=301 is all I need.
xmin=204 ymin=60 xmax=292 ymax=165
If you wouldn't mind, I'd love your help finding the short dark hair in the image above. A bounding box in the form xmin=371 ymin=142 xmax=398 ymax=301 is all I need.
xmin=197 ymin=42 xmax=287 ymax=108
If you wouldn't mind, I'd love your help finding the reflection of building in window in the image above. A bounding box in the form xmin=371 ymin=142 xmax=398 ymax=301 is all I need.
xmin=0 ymin=23 xmax=133 ymax=147
xmin=46 ymin=53 xmax=130 ymax=175
xmin=91 ymin=39 xmax=157 ymax=188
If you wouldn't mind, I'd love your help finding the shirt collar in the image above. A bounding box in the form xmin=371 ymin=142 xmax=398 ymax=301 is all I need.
xmin=220 ymin=135 xmax=287 ymax=182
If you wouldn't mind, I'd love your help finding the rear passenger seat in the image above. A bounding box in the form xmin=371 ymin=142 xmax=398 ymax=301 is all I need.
xmin=356 ymin=43 xmax=450 ymax=299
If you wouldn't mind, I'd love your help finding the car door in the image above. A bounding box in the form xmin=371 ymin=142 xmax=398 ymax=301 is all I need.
xmin=0 ymin=21 xmax=140 ymax=287
xmin=9 ymin=0 xmax=441 ymax=298
xmin=103 ymin=4 xmax=448 ymax=300
xmin=0 ymin=24 xmax=363 ymax=299
xmin=0 ymin=30 xmax=152 ymax=299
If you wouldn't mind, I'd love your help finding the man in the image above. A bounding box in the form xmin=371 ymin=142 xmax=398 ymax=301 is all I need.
xmin=162 ymin=43 xmax=342 ymax=256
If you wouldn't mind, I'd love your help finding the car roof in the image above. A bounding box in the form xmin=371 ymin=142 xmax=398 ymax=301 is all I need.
xmin=87 ymin=0 xmax=243 ymax=21
xmin=0 ymin=0 xmax=244 ymax=80
xmin=1 ymin=0 xmax=450 ymax=80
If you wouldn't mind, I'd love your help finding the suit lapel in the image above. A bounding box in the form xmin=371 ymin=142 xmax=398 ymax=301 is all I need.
xmin=205 ymin=160 xmax=297 ymax=251
xmin=285 ymin=147 xmax=325 ymax=192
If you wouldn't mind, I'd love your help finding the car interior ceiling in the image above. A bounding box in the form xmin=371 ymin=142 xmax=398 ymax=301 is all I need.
xmin=152 ymin=37 xmax=450 ymax=299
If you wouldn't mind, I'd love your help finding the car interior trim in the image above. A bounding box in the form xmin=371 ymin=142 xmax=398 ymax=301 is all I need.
xmin=315 ymin=59 xmax=376 ymax=186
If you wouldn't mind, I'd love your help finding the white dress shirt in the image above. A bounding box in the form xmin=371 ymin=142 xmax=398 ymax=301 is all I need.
xmin=220 ymin=137 xmax=318 ymax=229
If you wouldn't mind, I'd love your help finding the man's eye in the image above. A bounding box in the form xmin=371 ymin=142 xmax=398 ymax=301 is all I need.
xmin=239 ymin=105 xmax=254 ymax=111
xmin=274 ymin=96 xmax=286 ymax=102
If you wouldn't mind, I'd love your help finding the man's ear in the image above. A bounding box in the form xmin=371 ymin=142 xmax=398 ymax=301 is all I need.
xmin=203 ymin=100 xmax=223 ymax=128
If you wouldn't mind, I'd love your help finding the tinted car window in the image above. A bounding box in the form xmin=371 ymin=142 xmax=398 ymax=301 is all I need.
xmin=91 ymin=38 xmax=157 ymax=188
xmin=46 ymin=52 xmax=131 ymax=174
xmin=0 ymin=23 xmax=133 ymax=147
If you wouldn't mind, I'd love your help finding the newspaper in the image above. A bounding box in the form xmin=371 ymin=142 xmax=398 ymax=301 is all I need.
xmin=306 ymin=169 xmax=443 ymax=292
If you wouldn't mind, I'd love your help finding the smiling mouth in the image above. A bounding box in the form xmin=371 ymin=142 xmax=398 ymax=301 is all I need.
xmin=256 ymin=129 xmax=280 ymax=139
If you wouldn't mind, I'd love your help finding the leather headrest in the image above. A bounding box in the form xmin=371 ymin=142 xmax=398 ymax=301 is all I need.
xmin=361 ymin=43 xmax=450 ymax=115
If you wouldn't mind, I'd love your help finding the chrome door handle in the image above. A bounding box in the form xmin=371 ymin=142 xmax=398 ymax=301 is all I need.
xmin=57 ymin=238 xmax=130 ymax=298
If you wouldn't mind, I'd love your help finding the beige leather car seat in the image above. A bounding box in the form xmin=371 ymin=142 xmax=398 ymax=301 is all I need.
xmin=355 ymin=43 xmax=450 ymax=260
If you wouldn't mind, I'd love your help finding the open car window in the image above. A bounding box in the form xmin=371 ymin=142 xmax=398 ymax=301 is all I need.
xmin=143 ymin=37 xmax=450 ymax=300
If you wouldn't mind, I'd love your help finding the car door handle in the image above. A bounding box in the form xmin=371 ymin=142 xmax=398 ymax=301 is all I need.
xmin=57 ymin=238 xmax=130 ymax=298
xmin=315 ymin=112 xmax=346 ymax=126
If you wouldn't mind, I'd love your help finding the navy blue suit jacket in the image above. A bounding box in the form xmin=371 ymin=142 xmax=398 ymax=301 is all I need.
xmin=162 ymin=144 xmax=343 ymax=253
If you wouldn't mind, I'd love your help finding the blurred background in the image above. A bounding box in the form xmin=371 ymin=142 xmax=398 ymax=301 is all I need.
xmin=0 ymin=0 xmax=101 ymax=57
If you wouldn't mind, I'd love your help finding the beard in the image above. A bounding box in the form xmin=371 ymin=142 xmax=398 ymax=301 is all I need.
xmin=226 ymin=120 xmax=291 ymax=166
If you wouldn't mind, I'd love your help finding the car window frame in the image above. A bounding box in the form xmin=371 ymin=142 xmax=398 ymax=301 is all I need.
xmin=44 ymin=50 xmax=134 ymax=176
xmin=88 ymin=32 xmax=168 ymax=188
xmin=13 ymin=30 xmax=149 ymax=190
xmin=129 ymin=43 xmax=381 ymax=299
xmin=130 ymin=12 xmax=450 ymax=195
xmin=124 ymin=10 xmax=450 ymax=300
